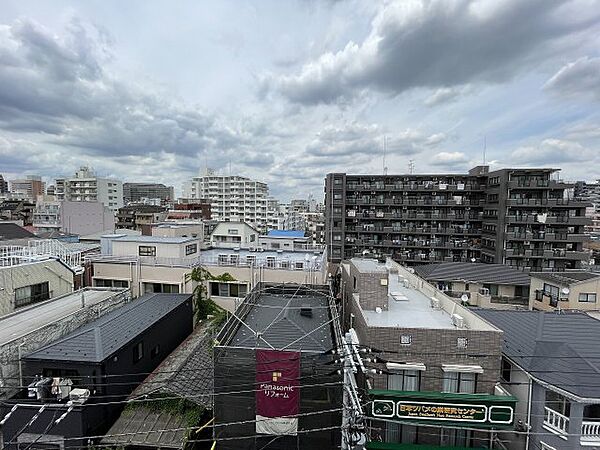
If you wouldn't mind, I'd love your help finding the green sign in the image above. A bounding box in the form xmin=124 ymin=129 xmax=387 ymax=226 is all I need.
xmin=369 ymin=390 xmax=517 ymax=429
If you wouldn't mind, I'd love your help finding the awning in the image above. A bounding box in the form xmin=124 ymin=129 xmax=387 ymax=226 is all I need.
xmin=441 ymin=364 xmax=483 ymax=373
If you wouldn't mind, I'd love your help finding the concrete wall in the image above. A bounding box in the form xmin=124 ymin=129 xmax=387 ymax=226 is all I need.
xmin=61 ymin=201 xmax=114 ymax=235
xmin=0 ymin=259 xmax=73 ymax=317
xmin=111 ymin=239 xmax=201 ymax=259
xmin=151 ymin=223 xmax=204 ymax=239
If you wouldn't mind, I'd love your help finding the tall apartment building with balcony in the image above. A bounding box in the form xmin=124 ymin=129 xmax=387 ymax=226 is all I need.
xmin=325 ymin=166 xmax=588 ymax=271
xmin=186 ymin=172 xmax=270 ymax=231
xmin=55 ymin=167 xmax=123 ymax=212
xmin=123 ymin=182 xmax=174 ymax=205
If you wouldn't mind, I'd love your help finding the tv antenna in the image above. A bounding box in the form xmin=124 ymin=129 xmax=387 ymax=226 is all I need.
xmin=382 ymin=136 xmax=388 ymax=175
xmin=408 ymin=160 xmax=415 ymax=174
xmin=483 ymin=135 xmax=487 ymax=165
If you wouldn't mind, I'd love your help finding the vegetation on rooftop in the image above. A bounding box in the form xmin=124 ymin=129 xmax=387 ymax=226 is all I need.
xmin=186 ymin=266 xmax=230 ymax=326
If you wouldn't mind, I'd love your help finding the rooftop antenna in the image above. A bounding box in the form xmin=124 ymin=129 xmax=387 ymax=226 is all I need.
xmin=408 ymin=160 xmax=415 ymax=174
xmin=382 ymin=136 xmax=388 ymax=175
xmin=483 ymin=135 xmax=487 ymax=166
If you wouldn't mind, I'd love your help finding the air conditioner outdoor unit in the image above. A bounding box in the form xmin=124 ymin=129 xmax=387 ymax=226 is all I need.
xmin=70 ymin=388 xmax=90 ymax=404
xmin=479 ymin=287 xmax=490 ymax=296
xmin=430 ymin=297 xmax=441 ymax=309
xmin=451 ymin=314 xmax=465 ymax=328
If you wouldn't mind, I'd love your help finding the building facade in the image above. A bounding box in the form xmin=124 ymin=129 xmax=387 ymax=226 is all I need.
xmin=186 ymin=171 xmax=270 ymax=231
xmin=529 ymin=271 xmax=600 ymax=311
xmin=0 ymin=174 xmax=9 ymax=194
xmin=33 ymin=200 xmax=115 ymax=235
xmin=339 ymin=258 xmax=510 ymax=447
xmin=55 ymin=167 xmax=123 ymax=212
xmin=325 ymin=166 xmax=589 ymax=271
xmin=115 ymin=205 xmax=167 ymax=231
xmin=123 ymin=182 xmax=174 ymax=205
xmin=9 ymin=175 xmax=44 ymax=201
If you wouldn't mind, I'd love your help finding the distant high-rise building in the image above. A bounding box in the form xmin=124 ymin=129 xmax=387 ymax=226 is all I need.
xmin=575 ymin=179 xmax=600 ymax=238
xmin=187 ymin=171 xmax=271 ymax=231
xmin=0 ymin=174 xmax=8 ymax=194
xmin=55 ymin=166 xmax=123 ymax=212
xmin=123 ymin=183 xmax=174 ymax=205
xmin=9 ymin=175 xmax=45 ymax=201
xmin=325 ymin=166 xmax=589 ymax=271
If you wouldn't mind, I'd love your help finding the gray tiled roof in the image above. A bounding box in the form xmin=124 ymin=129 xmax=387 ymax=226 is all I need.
xmin=414 ymin=262 xmax=531 ymax=285
xmin=0 ymin=223 xmax=35 ymax=240
xmin=131 ymin=322 xmax=213 ymax=408
xmin=476 ymin=309 xmax=600 ymax=399
xmin=25 ymin=293 xmax=192 ymax=363
xmin=229 ymin=288 xmax=334 ymax=352
xmin=530 ymin=271 xmax=600 ymax=285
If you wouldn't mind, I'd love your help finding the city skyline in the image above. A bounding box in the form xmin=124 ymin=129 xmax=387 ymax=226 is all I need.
xmin=1 ymin=0 xmax=599 ymax=202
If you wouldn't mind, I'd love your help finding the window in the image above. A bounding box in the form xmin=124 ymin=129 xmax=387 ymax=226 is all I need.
xmin=227 ymin=229 xmax=239 ymax=235
xmin=543 ymin=283 xmax=559 ymax=299
xmin=139 ymin=245 xmax=156 ymax=256
xmin=388 ymin=370 xmax=420 ymax=391
xmin=185 ymin=243 xmax=198 ymax=255
xmin=143 ymin=283 xmax=179 ymax=294
xmin=209 ymin=282 xmax=248 ymax=298
xmin=441 ymin=428 xmax=472 ymax=447
xmin=14 ymin=282 xmax=50 ymax=308
xmin=442 ymin=372 xmax=477 ymax=393
xmin=133 ymin=342 xmax=144 ymax=363
xmin=294 ymin=261 xmax=304 ymax=270
xmin=579 ymin=293 xmax=597 ymax=303
xmin=545 ymin=389 xmax=570 ymax=417
xmin=501 ymin=358 xmax=512 ymax=382
xmin=150 ymin=345 xmax=160 ymax=359
xmin=483 ymin=283 xmax=499 ymax=296
xmin=94 ymin=279 xmax=129 ymax=288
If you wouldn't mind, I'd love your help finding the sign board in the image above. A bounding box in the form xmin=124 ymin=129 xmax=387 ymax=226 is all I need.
xmin=369 ymin=390 xmax=516 ymax=429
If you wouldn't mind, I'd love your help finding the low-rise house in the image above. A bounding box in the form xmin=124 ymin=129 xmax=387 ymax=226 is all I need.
xmin=476 ymin=309 xmax=600 ymax=450
xmin=214 ymin=283 xmax=342 ymax=450
xmin=116 ymin=205 xmax=167 ymax=231
xmin=530 ymin=271 xmax=600 ymax=311
xmin=209 ymin=221 xmax=259 ymax=248
xmin=89 ymin=235 xmax=327 ymax=307
xmin=414 ymin=261 xmax=531 ymax=309
xmin=0 ymin=288 xmax=130 ymax=398
xmin=258 ymin=229 xmax=313 ymax=251
xmin=0 ymin=292 xmax=193 ymax=449
xmin=340 ymin=258 xmax=513 ymax=447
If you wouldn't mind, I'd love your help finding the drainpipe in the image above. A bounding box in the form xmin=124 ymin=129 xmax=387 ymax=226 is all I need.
xmin=525 ymin=376 xmax=533 ymax=449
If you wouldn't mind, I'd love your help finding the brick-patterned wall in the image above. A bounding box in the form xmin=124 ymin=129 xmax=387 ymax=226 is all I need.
xmin=348 ymin=262 xmax=389 ymax=311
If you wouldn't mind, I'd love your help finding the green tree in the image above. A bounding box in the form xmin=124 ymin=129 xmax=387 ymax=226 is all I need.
xmin=185 ymin=266 xmax=232 ymax=324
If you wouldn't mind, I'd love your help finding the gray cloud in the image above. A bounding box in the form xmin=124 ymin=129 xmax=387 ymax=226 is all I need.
xmin=429 ymin=151 xmax=470 ymax=167
xmin=543 ymin=56 xmax=600 ymax=101
xmin=510 ymin=138 xmax=596 ymax=165
xmin=264 ymin=0 xmax=600 ymax=105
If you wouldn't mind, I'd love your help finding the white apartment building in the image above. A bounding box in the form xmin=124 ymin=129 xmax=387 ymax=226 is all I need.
xmin=186 ymin=171 xmax=270 ymax=231
xmin=55 ymin=166 xmax=123 ymax=212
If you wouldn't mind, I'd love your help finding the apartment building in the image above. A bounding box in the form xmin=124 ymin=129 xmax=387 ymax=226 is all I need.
xmin=186 ymin=171 xmax=270 ymax=230
xmin=167 ymin=200 xmax=212 ymax=221
xmin=339 ymin=258 xmax=514 ymax=447
xmin=477 ymin=309 xmax=600 ymax=450
xmin=55 ymin=166 xmax=123 ymax=212
xmin=529 ymin=271 xmax=600 ymax=311
xmin=115 ymin=205 xmax=167 ymax=231
xmin=33 ymin=200 xmax=114 ymax=236
xmin=209 ymin=221 xmax=259 ymax=248
xmin=325 ymin=166 xmax=589 ymax=271
xmin=9 ymin=175 xmax=44 ymax=201
xmin=575 ymin=180 xmax=600 ymax=239
xmin=0 ymin=174 xmax=9 ymax=194
xmin=123 ymin=182 xmax=174 ymax=205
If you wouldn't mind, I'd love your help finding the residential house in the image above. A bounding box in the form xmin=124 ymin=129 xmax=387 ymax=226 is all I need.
xmin=530 ymin=271 xmax=600 ymax=311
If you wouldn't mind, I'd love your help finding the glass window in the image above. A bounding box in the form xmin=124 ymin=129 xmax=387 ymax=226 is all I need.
xmin=133 ymin=342 xmax=143 ymax=363
xmin=442 ymin=372 xmax=477 ymax=394
xmin=14 ymin=282 xmax=50 ymax=308
xmin=546 ymin=390 xmax=570 ymax=416
xmin=185 ymin=243 xmax=198 ymax=255
xmin=150 ymin=345 xmax=160 ymax=359
xmin=579 ymin=293 xmax=597 ymax=303
xmin=501 ymin=358 xmax=512 ymax=382
xmin=388 ymin=370 xmax=420 ymax=391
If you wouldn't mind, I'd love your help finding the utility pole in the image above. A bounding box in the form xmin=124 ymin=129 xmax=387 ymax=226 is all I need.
xmin=340 ymin=330 xmax=367 ymax=450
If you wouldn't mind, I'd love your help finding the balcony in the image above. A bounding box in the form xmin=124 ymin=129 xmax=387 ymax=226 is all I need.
xmin=543 ymin=406 xmax=568 ymax=438
xmin=581 ymin=420 xmax=600 ymax=446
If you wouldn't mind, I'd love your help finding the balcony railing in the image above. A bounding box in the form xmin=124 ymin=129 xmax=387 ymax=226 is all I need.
xmin=581 ymin=420 xmax=600 ymax=445
xmin=543 ymin=406 xmax=569 ymax=437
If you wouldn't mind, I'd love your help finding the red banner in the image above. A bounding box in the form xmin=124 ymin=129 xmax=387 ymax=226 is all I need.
xmin=256 ymin=349 xmax=300 ymax=435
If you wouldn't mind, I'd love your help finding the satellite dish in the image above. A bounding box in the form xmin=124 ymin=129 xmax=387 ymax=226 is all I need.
xmin=375 ymin=307 xmax=382 ymax=314
xmin=470 ymin=258 xmax=476 ymax=263
xmin=561 ymin=287 xmax=570 ymax=295
xmin=461 ymin=294 xmax=469 ymax=303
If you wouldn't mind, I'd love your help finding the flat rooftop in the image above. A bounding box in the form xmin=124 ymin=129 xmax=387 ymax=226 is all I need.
xmin=113 ymin=235 xmax=199 ymax=244
xmin=0 ymin=289 xmax=127 ymax=346
xmin=361 ymin=271 xmax=455 ymax=329
xmin=226 ymin=285 xmax=334 ymax=352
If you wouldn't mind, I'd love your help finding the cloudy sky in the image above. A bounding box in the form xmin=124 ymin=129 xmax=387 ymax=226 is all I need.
xmin=1 ymin=0 xmax=599 ymax=200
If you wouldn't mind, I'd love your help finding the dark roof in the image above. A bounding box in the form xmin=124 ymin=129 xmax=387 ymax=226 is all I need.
xmin=101 ymin=407 xmax=188 ymax=449
xmin=530 ymin=271 xmax=600 ymax=285
xmin=25 ymin=293 xmax=192 ymax=362
xmin=414 ymin=262 xmax=531 ymax=285
xmin=0 ymin=222 xmax=35 ymax=240
xmin=131 ymin=322 xmax=213 ymax=408
xmin=266 ymin=230 xmax=306 ymax=238
xmin=227 ymin=285 xmax=334 ymax=352
xmin=476 ymin=309 xmax=600 ymax=399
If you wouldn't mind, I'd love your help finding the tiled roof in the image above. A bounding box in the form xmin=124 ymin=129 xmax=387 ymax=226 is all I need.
xmin=414 ymin=262 xmax=531 ymax=285
xmin=0 ymin=223 xmax=35 ymax=240
xmin=476 ymin=309 xmax=600 ymax=399
xmin=25 ymin=293 xmax=192 ymax=362
xmin=530 ymin=271 xmax=600 ymax=285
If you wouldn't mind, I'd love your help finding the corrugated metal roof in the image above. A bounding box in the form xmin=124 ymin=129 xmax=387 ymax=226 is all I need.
xmin=530 ymin=271 xmax=600 ymax=285
xmin=25 ymin=293 xmax=192 ymax=362
xmin=414 ymin=262 xmax=531 ymax=285
xmin=476 ymin=309 xmax=600 ymax=399
xmin=0 ymin=223 xmax=35 ymax=240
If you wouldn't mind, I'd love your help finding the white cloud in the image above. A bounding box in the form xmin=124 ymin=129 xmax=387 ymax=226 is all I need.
xmin=544 ymin=56 xmax=600 ymax=101
xmin=430 ymin=151 xmax=470 ymax=166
